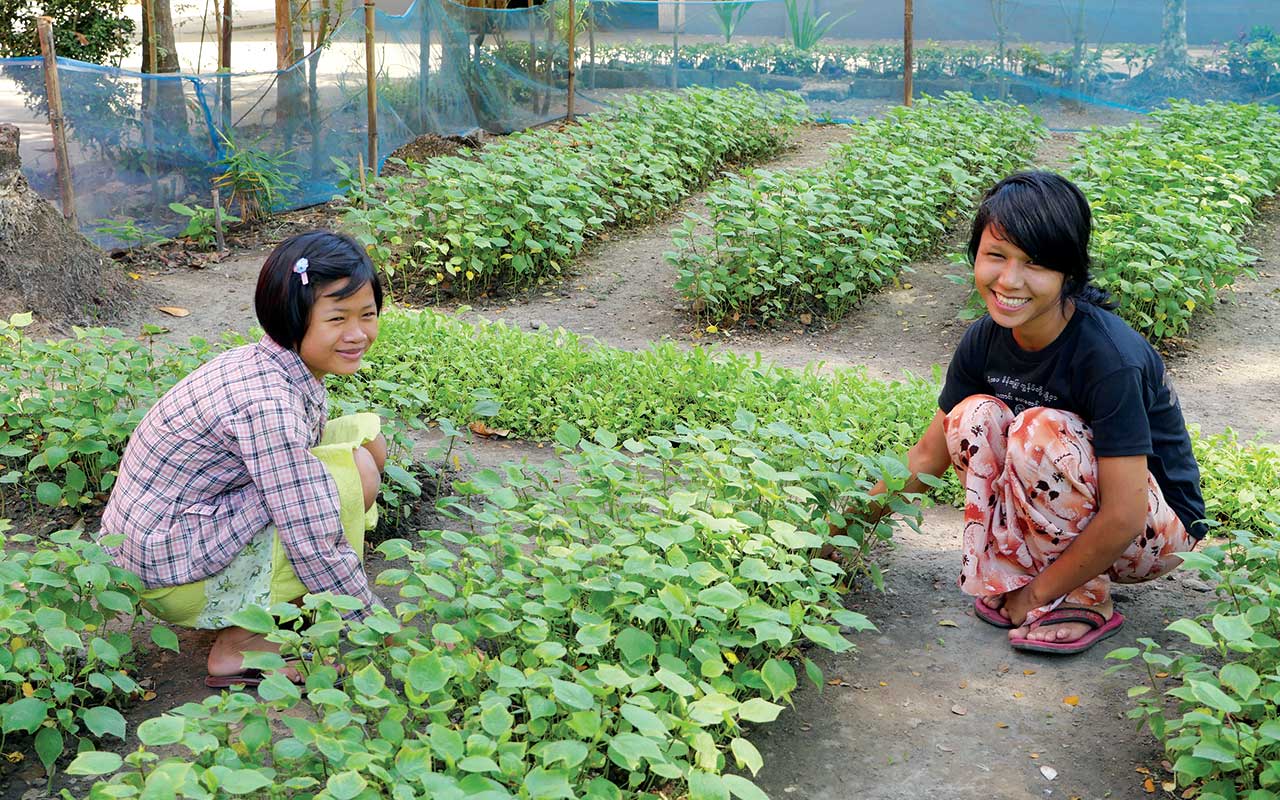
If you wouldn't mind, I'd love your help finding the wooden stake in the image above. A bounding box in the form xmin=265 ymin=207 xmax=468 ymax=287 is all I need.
xmin=211 ymin=186 xmax=226 ymax=251
xmin=36 ymin=17 xmax=76 ymax=225
xmin=357 ymin=151 xmax=367 ymax=200
xmin=364 ymin=0 xmax=378 ymax=173
xmin=566 ymin=0 xmax=576 ymax=121
xmin=903 ymin=0 xmax=914 ymax=106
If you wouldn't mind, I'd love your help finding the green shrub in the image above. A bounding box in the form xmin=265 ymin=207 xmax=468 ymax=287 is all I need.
xmin=1110 ymin=518 xmax=1280 ymax=797
xmin=66 ymin=418 xmax=925 ymax=798
xmin=1069 ymin=101 xmax=1280 ymax=342
xmin=341 ymin=88 xmax=805 ymax=299
xmin=1193 ymin=429 xmax=1280 ymax=544
xmin=670 ymin=93 xmax=1042 ymax=326
xmin=333 ymin=309 xmax=940 ymax=452
xmin=0 ymin=525 xmax=159 ymax=781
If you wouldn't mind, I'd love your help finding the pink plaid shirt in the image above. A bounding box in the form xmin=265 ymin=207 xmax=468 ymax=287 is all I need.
xmin=101 ymin=336 xmax=378 ymax=612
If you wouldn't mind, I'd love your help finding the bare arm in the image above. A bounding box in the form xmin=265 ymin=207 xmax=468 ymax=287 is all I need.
xmin=1002 ymin=454 xmax=1148 ymax=624
xmin=832 ymin=409 xmax=952 ymax=533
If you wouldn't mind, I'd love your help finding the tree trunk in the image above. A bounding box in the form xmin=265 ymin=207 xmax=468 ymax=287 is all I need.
xmin=1154 ymin=0 xmax=1191 ymax=75
xmin=140 ymin=0 xmax=190 ymax=162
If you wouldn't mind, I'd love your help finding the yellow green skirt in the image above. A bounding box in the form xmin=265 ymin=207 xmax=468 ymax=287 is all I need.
xmin=140 ymin=413 xmax=381 ymax=629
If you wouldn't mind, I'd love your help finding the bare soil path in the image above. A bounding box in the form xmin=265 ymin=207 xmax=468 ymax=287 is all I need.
xmin=65 ymin=123 xmax=1280 ymax=800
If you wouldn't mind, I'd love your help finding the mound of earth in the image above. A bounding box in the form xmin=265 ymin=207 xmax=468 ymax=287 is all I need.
xmin=0 ymin=124 xmax=134 ymax=331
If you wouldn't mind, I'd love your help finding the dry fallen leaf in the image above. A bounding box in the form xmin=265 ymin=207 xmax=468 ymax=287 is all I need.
xmin=1162 ymin=780 xmax=1177 ymax=792
xmin=951 ymin=704 xmax=967 ymax=716
xmin=958 ymin=680 xmax=968 ymax=689
xmin=995 ymin=722 xmax=1009 ymax=729
xmin=1063 ymin=695 xmax=1080 ymax=706
xmin=1182 ymin=787 xmax=1198 ymax=799
xmin=128 ymin=272 xmax=142 ymax=280
xmin=1143 ymin=776 xmax=1156 ymax=793
xmin=1156 ymin=672 xmax=1170 ymax=679
xmin=1013 ymin=691 xmax=1024 ymax=699
xmin=799 ymin=313 xmax=813 ymax=325
xmin=1023 ymin=669 xmax=1037 ymax=676
xmin=157 ymin=306 xmax=190 ymax=317
xmin=827 ymin=678 xmax=850 ymax=687
xmin=1135 ymin=766 xmax=1151 ymax=775
xmin=468 ymin=421 xmax=512 ymax=438
xmin=1039 ymin=765 xmax=1057 ymax=780
xmin=911 ymin=671 xmax=921 ymax=677
xmin=1029 ymin=753 xmax=1039 ymax=759
xmin=879 ymin=681 xmax=888 ymax=687
xmin=938 ymin=619 xmax=958 ymax=627
xmin=20 ymin=682 xmax=33 ymax=698
xmin=143 ymin=690 xmax=157 ymax=701
xmin=3 ymin=752 xmax=22 ymax=764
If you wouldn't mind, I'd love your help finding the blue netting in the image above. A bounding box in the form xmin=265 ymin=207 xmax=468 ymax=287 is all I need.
xmin=3 ymin=0 xmax=1278 ymax=247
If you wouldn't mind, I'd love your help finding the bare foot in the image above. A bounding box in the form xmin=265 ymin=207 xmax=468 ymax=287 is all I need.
xmin=1008 ymin=601 xmax=1113 ymax=644
xmin=208 ymin=627 xmax=302 ymax=682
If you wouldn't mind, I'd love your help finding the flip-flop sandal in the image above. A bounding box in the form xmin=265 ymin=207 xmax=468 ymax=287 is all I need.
xmin=1009 ymin=608 xmax=1125 ymax=655
xmin=973 ymin=597 xmax=1015 ymax=629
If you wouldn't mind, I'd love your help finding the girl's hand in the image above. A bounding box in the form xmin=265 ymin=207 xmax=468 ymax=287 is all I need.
xmin=1001 ymin=584 xmax=1040 ymax=628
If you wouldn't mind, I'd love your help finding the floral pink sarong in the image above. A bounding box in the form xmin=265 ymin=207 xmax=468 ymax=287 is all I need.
xmin=943 ymin=394 xmax=1194 ymax=624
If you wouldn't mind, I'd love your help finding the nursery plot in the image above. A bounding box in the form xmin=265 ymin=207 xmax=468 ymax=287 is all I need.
xmin=669 ymin=93 xmax=1043 ymax=327
xmin=1069 ymin=101 xmax=1280 ymax=342
xmin=342 ymin=88 xmax=806 ymax=300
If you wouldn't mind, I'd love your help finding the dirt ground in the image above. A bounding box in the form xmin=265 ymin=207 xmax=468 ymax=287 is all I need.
xmin=24 ymin=123 xmax=1279 ymax=799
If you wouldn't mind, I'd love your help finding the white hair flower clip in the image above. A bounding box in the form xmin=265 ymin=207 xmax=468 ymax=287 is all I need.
xmin=293 ymin=257 xmax=310 ymax=285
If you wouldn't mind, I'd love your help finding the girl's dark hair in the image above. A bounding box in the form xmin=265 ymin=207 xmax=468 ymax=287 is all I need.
xmin=966 ymin=171 xmax=1115 ymax=310
xmin=255 ymin=230 xmax=384 ymax=351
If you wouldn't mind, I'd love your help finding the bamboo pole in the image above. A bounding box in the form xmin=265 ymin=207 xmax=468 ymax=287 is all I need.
xmin=671 ymin=0 xmax=680 ymax=90
xmin=903 ymin=0 xmax=914 ymax=106
xmin=588 ymin=1 xmax=595 ymax=90
xmin=219 ymin=0 xmax=232 ymax=127
xmin=142 ymin=0 xmax=158 ymax=72
xmin=566 ymin=0 xmax=577 ymax=121
xmin=364 ymin=0 xmax=378 ymax=174
xmin=36 ymin=17 xmax=76 ymax=225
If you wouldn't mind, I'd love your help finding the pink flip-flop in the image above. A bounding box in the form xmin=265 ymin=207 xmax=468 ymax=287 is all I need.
xmin=973 ymin=597 xmax=1015 ymax=629
xmin=1009 ymin=607 xmax=1125 ymax=655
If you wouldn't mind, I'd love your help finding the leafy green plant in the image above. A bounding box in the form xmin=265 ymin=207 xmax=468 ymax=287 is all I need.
xmin=670 ymin=94 xmax=1042 ymax=327
xmin=340 ymin=88 xmax=805 ymax=298
xmin=712 ymin=1 xmax=753 ymax=44
xmin=1109 ymin=517 xmax=1280 ymax=796
xmin=1068 ymin=101 xmax=1280 ymax=341
xmin=0 ymin=525 xmax=164 ymax=784
xmin=1193 ymin=428 xmax=1280 ymax=541
xmin=66 ymin=414 xmax=926 ymax=798
xmin=782 ymin=0 xmax=853 ymax=51
xmin=212 ymin=132 xmax=300 ymax=224
xmin=90 ymin=218 xmax=168 ymax=249
xmin=168 ymin=202 xmax=240 ymax=248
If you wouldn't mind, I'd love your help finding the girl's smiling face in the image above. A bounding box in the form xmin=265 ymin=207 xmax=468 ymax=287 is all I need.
xmin=974 ymin=224 xmax=1072 ymax=351
xmin=299 ymin=279 xmax=379 ymax=379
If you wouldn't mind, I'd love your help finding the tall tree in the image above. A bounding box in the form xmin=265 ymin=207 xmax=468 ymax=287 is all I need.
xmin=1153 ymin=0 xmax=1191 ymax=77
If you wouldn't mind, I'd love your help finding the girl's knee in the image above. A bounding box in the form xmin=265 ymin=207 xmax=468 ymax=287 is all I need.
xmin=354 ymin=446 xmax=380 ymax=511
xmin=947 ymin=394 xmax=1008 ymax=427
xmin=1007 ymin=407 xmax=1086 ymax=453
xmin=363 ymin=433 xmax=387 ymax=473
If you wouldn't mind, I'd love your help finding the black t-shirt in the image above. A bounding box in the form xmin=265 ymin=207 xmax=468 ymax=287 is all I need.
xmin=938 ymin=301 xmax=1206 ymax=539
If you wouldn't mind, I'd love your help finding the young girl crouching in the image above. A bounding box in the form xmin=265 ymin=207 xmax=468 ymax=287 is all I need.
xmin=852 ymin=172 xmax=1206 ymax=655
xmin=100 ymin=230 xmax=388 ymax=686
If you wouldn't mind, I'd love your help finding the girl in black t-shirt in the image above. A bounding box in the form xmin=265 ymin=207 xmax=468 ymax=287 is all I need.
xmin=845 ymin=172 xmax=1203 ymax=655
